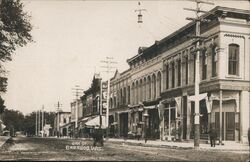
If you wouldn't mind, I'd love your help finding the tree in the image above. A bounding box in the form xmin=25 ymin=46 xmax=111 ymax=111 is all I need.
xmin=23 ymin=111 xmax=56 ymax=136
xmin=2 ymin=108 xmax=25 ymax=135
xmin=0 ymin=0 xmax=33 ymax=92
xmin=0 ymin=96 xmax=5 ymax=134
xmin=0 ymin=96 xmax=5 ymax=116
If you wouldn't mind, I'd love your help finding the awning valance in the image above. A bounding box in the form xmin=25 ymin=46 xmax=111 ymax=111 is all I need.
xmin=85 ymin=116 xmax=107 ymax=128
xmin=144 ymin=105 xmax=159 ymax=109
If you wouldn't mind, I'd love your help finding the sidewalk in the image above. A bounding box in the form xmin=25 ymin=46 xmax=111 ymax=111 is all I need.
xmin=108 ymin=138 xmax=250 ymax=153
xmin=0 ymin=136 xmax=10 ymax=148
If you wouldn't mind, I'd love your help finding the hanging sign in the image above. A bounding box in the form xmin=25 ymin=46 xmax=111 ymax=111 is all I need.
xmin=101 ymin=81 xmax=108 ymax=114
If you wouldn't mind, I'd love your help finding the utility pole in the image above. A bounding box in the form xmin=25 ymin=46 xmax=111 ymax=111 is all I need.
xmin=184 ymin=0 xmax=214 ymax=148
xmin=42 ymin=105 xmax=44 ymax=138
xmin=100 ymin=57 xmax=117 ymax=139
xmin=38 ymin=110 xmax=40 ymax=137
xmin=72 ymin=85 xmax=83 ymax=136
xmin=35 ymin=110 xmax=37 ymax=136
xmin=55 ymin=101 xmax=62 ymax=137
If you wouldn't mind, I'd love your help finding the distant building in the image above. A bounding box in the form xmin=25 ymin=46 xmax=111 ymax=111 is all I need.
xmin=53 ymin=111 xmax=71 ymax=137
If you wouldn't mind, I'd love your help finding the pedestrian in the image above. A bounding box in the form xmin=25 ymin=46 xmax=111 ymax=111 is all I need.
xmin=137 ymin=127 xmax=142 ymax=141
xmin=209 ymin=126 xmax=217 ymax=147
xmin=144 ymin=128 xmax=149 ymax=143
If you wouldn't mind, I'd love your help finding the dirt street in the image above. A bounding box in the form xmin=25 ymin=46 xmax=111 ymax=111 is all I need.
xmin=0 ymin=137 xmax=249 ymax=161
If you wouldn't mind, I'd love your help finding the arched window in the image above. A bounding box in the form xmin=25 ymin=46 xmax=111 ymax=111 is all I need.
xmin=113 ymin=96 xmax=116 ymax=108
xmin=143 ymin=78 xmax=147 ymax=101
xmin=139 ymin=79 xmax=143 ymax=102
xmin=177 ymin=59 xmax=181 ymax=86
xmin=131 ymin=83 xmax=135 ymax=105
xmin=110 ymin=98 xmax=113 ymax=109
xmin=166 ymin=64 xmax=169 ymax=89
xmin=157 ymin=72 xmax=161 ymax=97
xmin=171 ymin=61 xmax=175 ymax=88
xmin=123 ymin=87 xmax=126 ymax=105
xmin=228 ymin=44 xmax=239 ymax=75
xmin=127 ymin=86 xmax=130 ymax=104
xmin=152 ymin=74 xmax=156 ymax=99
xmin=202 ymin=50 xmax=207 ymax=80
xmin=211 ymin=46 xmax=217 ymax=77
xmin=136 ymin=81 xmax=139 ymax=104
xmin=147 ymin=76 xmax=151 ymax=100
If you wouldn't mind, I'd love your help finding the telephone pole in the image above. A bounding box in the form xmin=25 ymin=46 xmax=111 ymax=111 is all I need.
xmin=100 ymin=57 xmax=117 ymax=139
xmin=184 ymin=0 xmax=214 ymax=148
xmin=55 ymin=101 xmax=62 ymax=137
xmin=35 ymin=110 xmax=37 ymax=136
xmin=38 ymin=110 xmax=40 ymax=137
xmin=72 ymin=85 xmax=83 ymax=133
xmin=41 ymin=105 xmax=44 ymax=138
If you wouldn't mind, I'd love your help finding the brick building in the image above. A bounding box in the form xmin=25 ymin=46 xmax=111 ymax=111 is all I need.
xmin=108 ymin=6 xmax=250 ymax=143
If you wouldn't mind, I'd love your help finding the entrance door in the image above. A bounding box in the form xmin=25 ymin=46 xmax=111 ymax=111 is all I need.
xmin=120 ymin=113 xmax=128 ymax=137
xmin=215 ymin=112 xmax=235 ymax=141
xmin=226 ymin=112 xmax=235 ymax=140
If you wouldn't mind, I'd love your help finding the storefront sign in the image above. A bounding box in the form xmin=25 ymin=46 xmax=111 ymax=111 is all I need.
xmin=101 ymin=82 xmax=108 ymax=114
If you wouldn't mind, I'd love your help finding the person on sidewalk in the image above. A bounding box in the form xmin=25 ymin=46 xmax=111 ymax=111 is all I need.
xmin=144 ymin=128 xmax=150 ymax=143
xmin=137 ymin=127 xmax=142 ymax=141
xmin=209 ymin=127 xmax=217 ymax=147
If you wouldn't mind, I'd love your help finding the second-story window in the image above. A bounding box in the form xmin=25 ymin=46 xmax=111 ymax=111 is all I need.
xmin=211 ymin=46 xmax=217 ymax=77
xmin=185 ymin=56 xmax=188 ymax=85
xmin=228 ymin=44 xmax=239 ymax=75
xmin=202 ymin=50 xmax=207 ymax=80
xmin=166 ymin=64 xmax=169 ymax=89
xmin=171 ymin=61 xmax=175 ymax=88
xmin=177 ymin=59 xmax=181 ymax=86
xmin=127 ymin=86 xmax=130 ymax=104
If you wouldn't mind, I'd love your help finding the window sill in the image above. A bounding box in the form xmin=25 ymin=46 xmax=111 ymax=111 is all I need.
xmin=225 ymin=75 xmax=242 ymax=79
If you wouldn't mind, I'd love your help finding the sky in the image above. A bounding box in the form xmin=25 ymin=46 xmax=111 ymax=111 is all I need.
xmin=2 ymin=0 xmax=249 ymax=115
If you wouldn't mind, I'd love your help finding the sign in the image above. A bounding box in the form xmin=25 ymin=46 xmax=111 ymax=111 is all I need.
xmin=101 ymin=81 xmax=108 ymax=114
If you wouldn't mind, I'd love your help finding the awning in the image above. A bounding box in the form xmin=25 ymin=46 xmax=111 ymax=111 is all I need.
xmin=144 ymin=105 xmax=159 ymax=109
xmin=188 ymin=93 xmax=207 ymax=101
xmin=80 ymin=117 xmax=89 ymax=122
xmin=85 ymin=116 xmax=107 ymax=128
xmin=117 ymin=109 xmax=130 ymax=114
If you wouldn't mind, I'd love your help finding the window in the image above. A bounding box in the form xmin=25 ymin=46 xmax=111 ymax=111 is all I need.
xmin=185 ymin=56 xmax=188 ymax=85
xmin=171 ymin=61 xmax=175 ymax=88
xmin=166 ymin=64 xmax=169 ymax=89
xmin=193 ymin=55 xmax=196 ymax=83
xmin=63 ymin=118 xmax=67 ymax=123
xmin=177 ymin=59 xmax=181 ymax=86
xmin=211 ymin=47 xmax=217 ymax=77
xmin=228 ymin=44 xmax=239 ymax=75
xmin=127 ymin=86 xmax=130 ymax=104
xmin=202 ymin=50 xmax=207 ymax=80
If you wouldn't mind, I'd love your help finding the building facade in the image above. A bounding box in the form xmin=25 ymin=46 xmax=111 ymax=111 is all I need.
xmin=108 ymin=6 xmax=250 ymax=143
xmin=53 ymin=111 xmax=71 ymax=137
